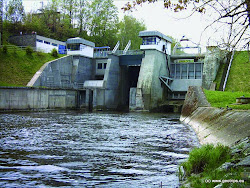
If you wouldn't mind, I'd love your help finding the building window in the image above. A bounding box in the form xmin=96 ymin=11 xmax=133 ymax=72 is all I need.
xmin=67 ymin=44 xmax=80 ymax=51
xmin=142 ymin=37 xmax=159 ymax=45
xmin=98 ymin=63 xmax=102 ymax=69
xmin=188 ymin=64 xmax=195 ymax=79
xmin=195 ymin=63 xmax=202 ymax=79
xmin=104 ymin=63 xmax=107 ymax=69
xmin=52 ymin=43 xmax=57 ymax=47
xmin=36 ymin=39 xmax=43 ymax=43
xmin=176 ymin=64 xmax=181 ymax=79
xmin=181 ymin=64 xmax=187 ymax=79
xmin=44 ymin=41 xmax=50 ymax=45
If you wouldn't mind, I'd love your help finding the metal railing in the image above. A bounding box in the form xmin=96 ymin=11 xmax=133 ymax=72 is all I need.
xmin=0 ymin=45 xmax=37 ymax=52
xmin=94 ymin=50 xmax=143 ymax=58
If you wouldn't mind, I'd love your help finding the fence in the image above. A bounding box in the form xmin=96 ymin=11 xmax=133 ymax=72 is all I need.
xmin=0 ymin=45 xmax=37 ymax=52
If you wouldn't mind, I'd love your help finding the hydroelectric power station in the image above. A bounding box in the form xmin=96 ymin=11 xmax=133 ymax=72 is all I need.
xmin=1 ymin=31 xmax=226 ymax=112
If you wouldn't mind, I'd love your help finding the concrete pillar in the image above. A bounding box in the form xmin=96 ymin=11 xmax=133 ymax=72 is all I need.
xmin=136 ymin=50 xmax=168 ymax=110
xmin=202 ymin=46 xmax=226 ymax=90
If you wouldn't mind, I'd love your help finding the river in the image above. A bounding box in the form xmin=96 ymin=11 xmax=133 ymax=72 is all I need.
xmin=0 ymin=111 xmax=199 ymax=187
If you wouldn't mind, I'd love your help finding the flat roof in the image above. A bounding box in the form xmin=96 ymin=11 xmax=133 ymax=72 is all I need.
xmin=66 ymin=37 xmax=95 ymax=47
xmin=139 ymin=30 xmax=172 ymax=43
xmin=37 ymin=35 xmax=66 ymax=46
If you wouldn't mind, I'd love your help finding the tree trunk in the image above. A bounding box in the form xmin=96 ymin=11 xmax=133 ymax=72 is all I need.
xmin=245 ymin=0 xmax=250 ymax=27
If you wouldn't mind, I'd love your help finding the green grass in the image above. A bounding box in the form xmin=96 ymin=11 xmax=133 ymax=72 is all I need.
xmin=181 ymin=144 xmax=231 ymax=176
xmin=226 ymin=51 xmax=250 ymax=92
xmin=214 ymin=62 xmax=226 ymax=90
xmin=179 ymin=144 xmax=248 ymax=188
xmin=0 ymin=48 xmax=64 ymax=86
xmin=204 ymin=90 xmax=250 ymax=110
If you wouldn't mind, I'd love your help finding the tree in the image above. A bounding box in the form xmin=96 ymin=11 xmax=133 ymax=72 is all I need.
xmin=88 ymin=0 xmax=119 ymax=47
xmin=122 ymin=0 xmax=250 ymax=50
xmin=6 ymin=0 xmax=24 ymax=23
xmin=118 ymin=15 xmax=146 ymax=50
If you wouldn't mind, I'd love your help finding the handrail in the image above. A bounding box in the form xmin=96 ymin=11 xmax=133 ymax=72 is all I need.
xmin=0 ymin=45 xmax=37 ymax=51
xmin=112 ymin=41 xmax=120 ymax=53
xmin=123 ymin=40 xmax=131 ymax=54
xmin=223 ymin=50 xmax=235 ymax=91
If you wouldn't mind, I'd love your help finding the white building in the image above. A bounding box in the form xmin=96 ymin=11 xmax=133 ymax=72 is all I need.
xmin=66 ymin=37 xmax=95 ymax=58
xmin=36 ymin=35 xmax=66 ymax=54
xmin=139 ymin=30 xmax=172 ymax=55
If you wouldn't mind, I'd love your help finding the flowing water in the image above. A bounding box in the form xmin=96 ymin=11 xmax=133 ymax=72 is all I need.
xmin=0 ymin=111 xmax=199 ymax=188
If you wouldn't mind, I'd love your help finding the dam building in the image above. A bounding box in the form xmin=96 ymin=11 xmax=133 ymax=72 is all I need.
xmin=9 ymin=31 xmax=219 ymax=111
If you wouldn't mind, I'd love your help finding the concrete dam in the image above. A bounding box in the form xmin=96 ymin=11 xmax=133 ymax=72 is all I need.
xmin=0 ymin=31 xmax=225 ymax=111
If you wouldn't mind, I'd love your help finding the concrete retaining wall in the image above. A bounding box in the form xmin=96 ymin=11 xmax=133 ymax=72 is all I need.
xmin=181 ymin=86 xmax=250 ymax=146
xmin=0 ymin=87 xmax=77 ymax=111
xmin=30 ymin=55 xmax=93 ymax=88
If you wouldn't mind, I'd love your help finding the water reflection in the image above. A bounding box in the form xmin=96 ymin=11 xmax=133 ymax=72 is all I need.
xmin=0 ymin=111 xmax=199 ymax=187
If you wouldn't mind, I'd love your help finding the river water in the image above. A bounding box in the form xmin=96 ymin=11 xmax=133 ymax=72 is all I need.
xmin=0 ymin=111 xmax=199 ymax=188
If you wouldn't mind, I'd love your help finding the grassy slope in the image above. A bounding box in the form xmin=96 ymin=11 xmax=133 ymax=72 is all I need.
xmin=205 ymin=51 xmax=250 ymax=110
xmin=226 ymin=51 xmax=250 ymax=92
xmin=0 ymin=50 xmax=63 ymax=86
xmin=204 ymin=90 xmax=250 ymax=110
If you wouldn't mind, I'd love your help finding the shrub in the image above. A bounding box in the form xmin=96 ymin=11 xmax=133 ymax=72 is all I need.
xmin=51 ymin=48 xmax=58 ymax=57
xmin=36 ymin=51 xmax=44 ymax=57
xmin=25 ymin=46 xmax=33 ymax=55
xmin=3 ymin=45 xmax=7 ymax=53
xmin=181 ymin=144 xmax=231 ymax=176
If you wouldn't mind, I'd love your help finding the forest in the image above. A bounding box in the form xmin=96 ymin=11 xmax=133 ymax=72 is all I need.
xmin=0 ymin=0 xmax=147 ymax=49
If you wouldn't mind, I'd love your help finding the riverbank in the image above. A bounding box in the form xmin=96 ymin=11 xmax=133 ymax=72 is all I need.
xmin=179 ymin=86 xmax=250 ymax=187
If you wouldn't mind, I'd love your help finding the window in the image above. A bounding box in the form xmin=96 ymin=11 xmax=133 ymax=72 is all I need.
xmin=142 ymin=37 xmax=158 ymax=45
xmin=170 ymin=64 xmax=175 ymax=78
xmin=67 ymin=44 xmax=80 ymax=51
xmin=176 ymin=64 xmax=181 ymax=79
xmin=44 ymin=41 xmax=50 ymax=45
xmin=195 ymin=63 xmax=202 ymax=79
xmin=104 ymin=63 xmax=107 ymax=69
xmin=97 ymin=63 xmax=102 ymax=69
xmin=188 ymin=64 xmax=195 ymax=79
xmin=181 ymin=64 xmax=187 ymax=79
xmin=52 ymin=43 xmax=57 ymax=47
xmin=36 ymin=39 xmax=43 ymax=43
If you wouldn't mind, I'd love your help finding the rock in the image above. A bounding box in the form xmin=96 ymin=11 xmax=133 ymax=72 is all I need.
xmin=214 ymin=183 xmax=223 ymax=188
xmin=218 ymin=162 xmax=235 ymax=171
xmin=236 ymin=155 xmax=250 ymax=167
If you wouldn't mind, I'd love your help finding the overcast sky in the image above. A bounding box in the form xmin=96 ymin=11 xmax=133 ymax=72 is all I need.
xmin=22 ymin=0 xmax=223 ymax=51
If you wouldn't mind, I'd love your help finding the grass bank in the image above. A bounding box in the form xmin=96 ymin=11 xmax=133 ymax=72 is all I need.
xmin=226 ymin=51 xmax=250 ymax=92
xmin=0 ymin=48 xmax=64 ymax=86
xmin=204 ymin=90 xmax=250 ymax=110
xmin=214 ymin=51 xmax=250 ymax=92
xmin=179 ymin=143 xmax=249 ymax=188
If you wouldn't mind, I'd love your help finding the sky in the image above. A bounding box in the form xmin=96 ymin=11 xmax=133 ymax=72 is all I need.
xmin=22 ymin=0 xmax=222 ymax=51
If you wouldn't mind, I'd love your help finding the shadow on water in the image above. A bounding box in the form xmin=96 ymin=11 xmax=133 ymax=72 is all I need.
xmin=0 ymin=111 xmax=199 ymax=187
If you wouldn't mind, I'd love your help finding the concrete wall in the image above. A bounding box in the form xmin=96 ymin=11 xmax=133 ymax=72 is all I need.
xmin=95 ymin=58 xmax=108 ymax=76
xmin=136 ymin=50 xmax=168 ymax=110
xmin=8 ymin=34 xmax=36 ymax=47
xmin=0 ymin=87 xmax=77 ymax=110
xmin=31 ymin=55 xmax=93 ymax=88
xmin=103 ymin=55 xmax=120 ymax=109
xmin=202 ymin=47 xmax=227 ymax=89
xmin=180 ymin=86 xmax=250 ymax=146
